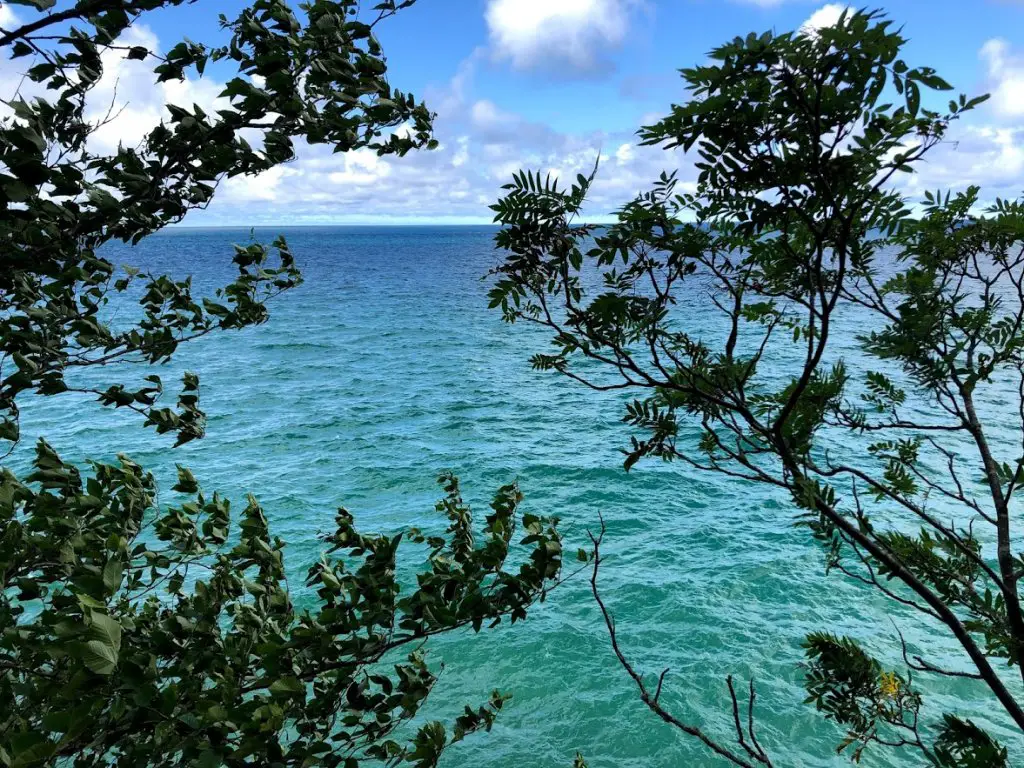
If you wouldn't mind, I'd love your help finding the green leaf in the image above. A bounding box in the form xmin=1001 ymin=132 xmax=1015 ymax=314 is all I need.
xmin=907 ymin=81 xmax=921 ymax=117
xmin=82 ymin=640 xmax=118 ymax=675
xmin=269 ymin=676 xmax=305 ymax=696
xmin=916 ymin=72 xmax=953 ymax=91
xmin=9 ymin=735 xmax=55 ymax=767
xmin=88 ymin=613 xmax=122 ymax=654
xmin=76 ymin=593 xmax=105 ymax=611
xmin=102 ymin=560 xmax=124 ymax=593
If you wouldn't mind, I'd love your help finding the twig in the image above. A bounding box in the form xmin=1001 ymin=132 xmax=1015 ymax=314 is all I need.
xmin=588 ymin=515 xmax=771 ymax=767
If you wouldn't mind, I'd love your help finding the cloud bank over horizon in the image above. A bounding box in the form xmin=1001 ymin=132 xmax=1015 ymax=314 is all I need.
xmin=1 ymin=2 xmax=1022 ymax=226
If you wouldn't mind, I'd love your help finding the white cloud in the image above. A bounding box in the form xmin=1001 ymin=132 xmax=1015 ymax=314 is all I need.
xmin=0 ymin=4 xmax=19 ymax=27
xmin=800 ymin=4 xmax=851 ymax=36
xmin=980 ymin=38 xmax=1024 ymax=119
xmin=189 ymin=106 xmax=696 ymax=225
xmin=328 ymin=149 xmax=392 ymax=186
xmin=389 ymin=122 xmax=414 ymax=141
xmin=1 ymin=13 xmax=691 ymax=224
xmin=470 ymin=99 xmax=511 ymax=127
xmin=0 ymin=21 xmax=230 ymax=154
xmin=775 ymin=20 xmax=1024 ymax=209
xmin=485 ymin=0 xmax=633 ymax=76
xmin=451 ymin=136 xmax=470 ymax=167
xmin=892 ymin=124 xmax=1024 ymax=201
xmin=24 ymin=5 xmax=1023 ymax=228
xmin=160 ymin=44 xmax=696 ymax=225
xmin=221 ymin=165 xmax=297 ymax=203
xmin=180 ymin=54 xmax=697 ymax=227
xmin=489 ymin=159 xmax=525 ymax=182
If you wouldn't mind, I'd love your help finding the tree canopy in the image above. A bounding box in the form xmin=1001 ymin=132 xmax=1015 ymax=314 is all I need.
xmin=491 ymin=8 xmax=1022 ymax=766
xmin=1 ymin=0 xmax=435 ymax=450
xmin=0 ymin=2 xmax=563 ymax=766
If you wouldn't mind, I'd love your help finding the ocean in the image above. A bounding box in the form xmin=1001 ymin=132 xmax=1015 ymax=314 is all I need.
xmin=11 ymin=226 xmax=1020 ymax=766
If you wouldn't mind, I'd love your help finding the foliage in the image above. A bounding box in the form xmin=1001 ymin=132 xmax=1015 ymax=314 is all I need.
xmin=1 ymin=2 xmax=562 ymax=765
xmin=491 ymin=8 xmax=1022 ymax=766
xmin=2 ymin=448 xmax=561 ymax=765
xmin=0 ymin=0 xmax=434 ymax=450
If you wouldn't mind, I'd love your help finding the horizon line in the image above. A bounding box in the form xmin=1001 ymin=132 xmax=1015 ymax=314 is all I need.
xmin=166 ymin=219 xmax=622 ymax=229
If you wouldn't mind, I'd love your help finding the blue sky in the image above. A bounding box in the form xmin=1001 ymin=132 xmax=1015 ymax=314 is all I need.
xmin=383 ymin=0 xmax=1024 ymax=134
xmin=3 ymin=0 xmax=1024 ymax=223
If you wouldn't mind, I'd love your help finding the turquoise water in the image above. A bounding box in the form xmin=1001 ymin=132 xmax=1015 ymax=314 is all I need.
xmin=12 ymin=227 xmax=1022 ymax=766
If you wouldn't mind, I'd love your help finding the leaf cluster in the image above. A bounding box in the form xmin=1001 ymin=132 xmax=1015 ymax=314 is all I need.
xmin=1 ymin=444 xmax=562 ymax=766
xmin=489 ymin=8 xmax=1023 ymax=766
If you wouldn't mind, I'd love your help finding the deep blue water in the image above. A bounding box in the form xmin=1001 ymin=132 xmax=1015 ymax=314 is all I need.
xmin=11 ymin=226 xmax=1022 ymax=766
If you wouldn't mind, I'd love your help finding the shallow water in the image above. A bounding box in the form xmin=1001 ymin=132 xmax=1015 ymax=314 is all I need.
xmin=11 ymin=226 xmax=1023 ymax=766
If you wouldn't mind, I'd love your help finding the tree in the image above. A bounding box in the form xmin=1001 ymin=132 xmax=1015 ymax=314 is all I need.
xmin=490 ymin=8 xmax=1022 ymax=766
xmin=0 ymin=2 xmax=563 ymax=765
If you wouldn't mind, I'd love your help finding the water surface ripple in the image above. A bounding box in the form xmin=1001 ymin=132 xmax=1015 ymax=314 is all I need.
xmin=13 ymin=226 xmax=1021 ymax=767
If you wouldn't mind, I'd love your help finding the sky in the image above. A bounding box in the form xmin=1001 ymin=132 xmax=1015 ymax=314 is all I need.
xmin=2 ymin=0 xmax=1024 ymax=224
